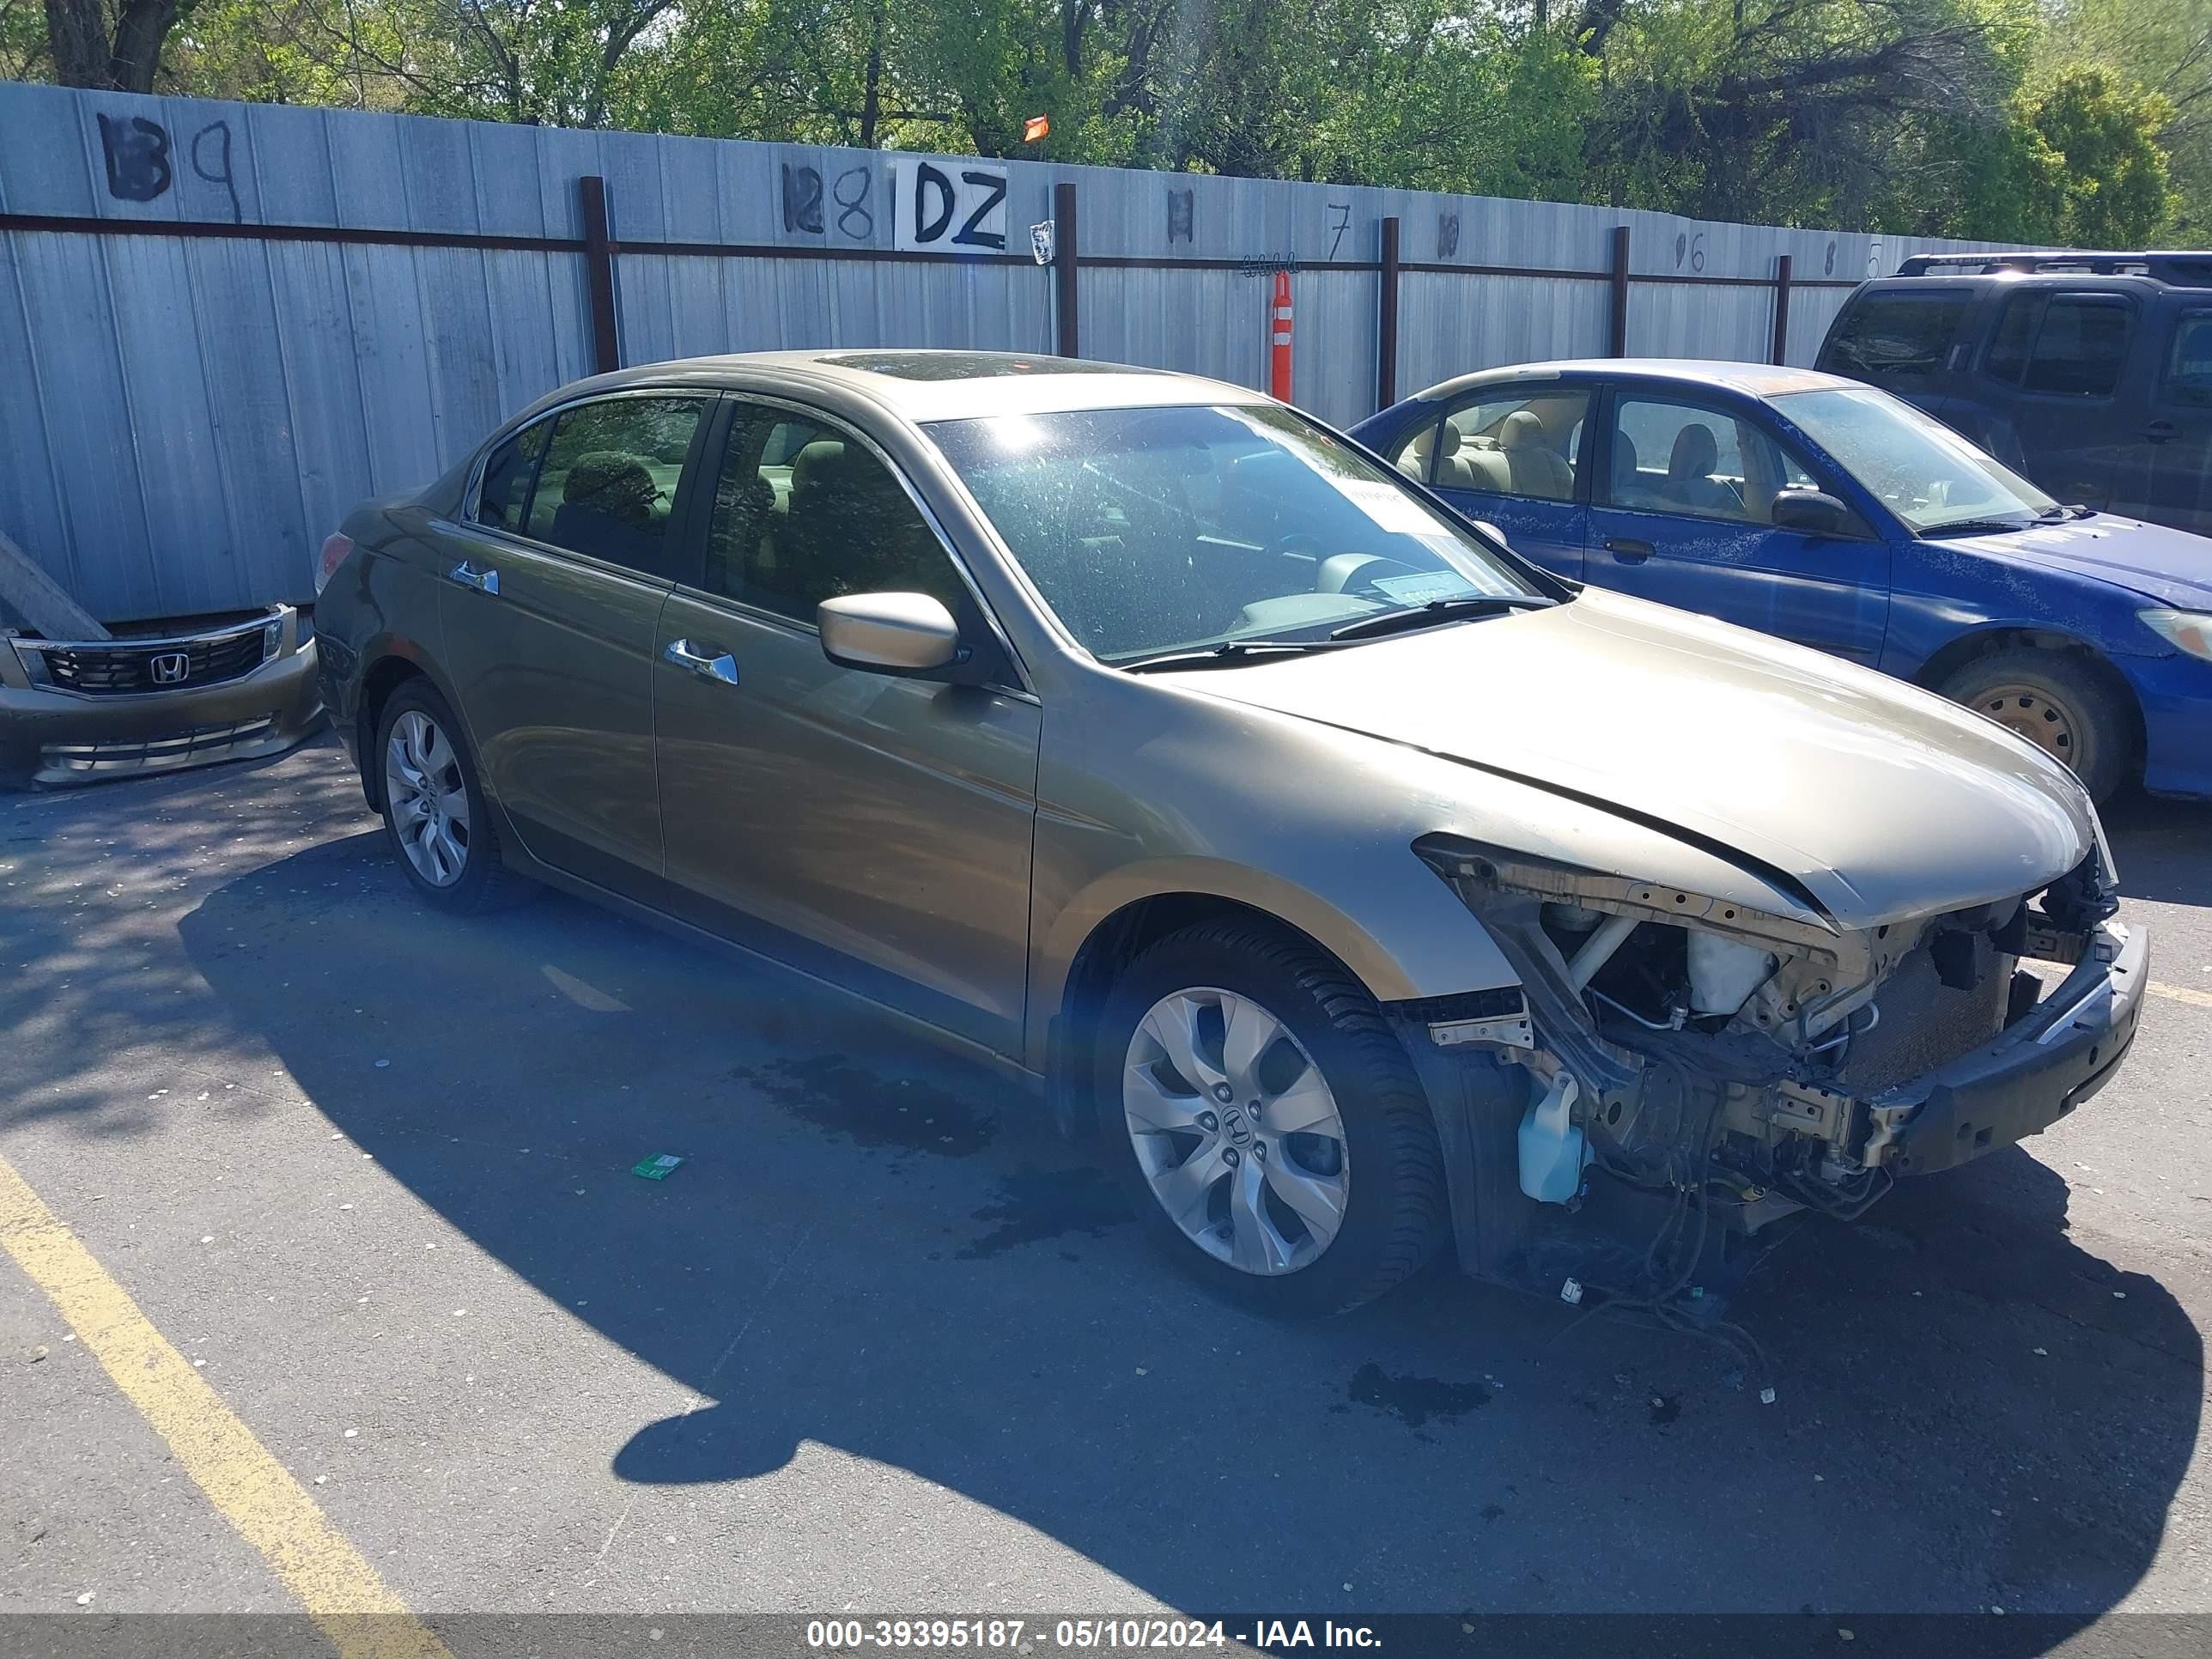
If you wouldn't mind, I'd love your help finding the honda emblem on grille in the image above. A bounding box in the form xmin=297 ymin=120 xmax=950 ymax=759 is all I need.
xmin=149 ymin=652 xmax=191 ymax=685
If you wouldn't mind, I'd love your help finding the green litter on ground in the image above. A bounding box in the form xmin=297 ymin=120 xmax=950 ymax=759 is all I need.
xmin=631 ymin=1153 xmax=685 ymax=1181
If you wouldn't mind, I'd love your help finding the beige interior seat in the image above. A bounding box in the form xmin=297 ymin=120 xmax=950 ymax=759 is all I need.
xmin=1499 ymin=410 xmax=1573 ymax=500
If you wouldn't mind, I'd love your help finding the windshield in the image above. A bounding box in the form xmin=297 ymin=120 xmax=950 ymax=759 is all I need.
xmin=926 ymin=404 xmax=1544 ymax=662
xmin=1772 ymin=384 xmax=2057 ymax=533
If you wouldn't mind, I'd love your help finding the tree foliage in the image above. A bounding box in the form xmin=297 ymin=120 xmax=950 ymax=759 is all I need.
xmin=0 ymin=0 xmax=2198 ymax=244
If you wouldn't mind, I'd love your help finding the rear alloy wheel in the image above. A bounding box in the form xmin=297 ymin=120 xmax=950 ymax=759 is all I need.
xmin=374 ymin=681 xmax=531 ymax=913
xmin=1096 ymin=919 xmax=1445 ymax=1316
xmin=385 ymin=709 xmax=471 ymax=888
xmin=1939 ymin=647 xmax=2130 ymax=802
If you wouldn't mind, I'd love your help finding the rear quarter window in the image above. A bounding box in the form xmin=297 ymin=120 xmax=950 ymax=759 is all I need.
xmin=1819 ymin=290 xmax=1971 ymax=392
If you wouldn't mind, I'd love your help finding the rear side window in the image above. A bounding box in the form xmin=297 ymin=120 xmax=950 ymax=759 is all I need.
xmin=1434 ymin=390 xmax=1589 ymax=501
xmin=526 ymin=396 xmax=709 ymax=578
xmin=1819 ymin=291 xmax=1970 ymax=391
xmin=473 ymin=419 xmax=550 ymax=533
xmin=2160 ymin=311 xmax=2212 ymax=407
xmin=1983 ymin=293 xmax=2133 ymax=398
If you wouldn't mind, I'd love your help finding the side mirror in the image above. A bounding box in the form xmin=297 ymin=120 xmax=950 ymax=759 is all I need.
xmin=1472 ymin=519 xmax=1509 ymax=549
xmin=1771 ymin=490 xmax=1850 ymax=537
xmin=817 ymin=592 xmax=963 ymax=675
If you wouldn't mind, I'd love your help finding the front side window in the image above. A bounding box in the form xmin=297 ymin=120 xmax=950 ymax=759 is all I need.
xmin=1606 ymin=397 xmax=1827 ymax=527
xmin=926 ymin=403 xmax=1543 ymax=663
xmin=1983 ymin=291 xmax=2044 ymax=386
xmin=1818 ymin=290 xmax=1970 ymax=391
xmin=2021 ymin=295 xmax=2133 ymax=398
xmin=702 ymin=407 xmax=967 ymax=624
xmin=1774 ymin=384 xmax=2057 ymax=534
xmin=1431 ymin=391 xmax=1586 ymax=502
xmin=473 ymin=418 xmax=550 ymax=533
xmin=2161 ymin=311 xmax=2212 ymax=408
xmin=526 ymin=396 xmax=708 ymax=577
xmin=1987 ymin=292 xmax=2134 ymax=398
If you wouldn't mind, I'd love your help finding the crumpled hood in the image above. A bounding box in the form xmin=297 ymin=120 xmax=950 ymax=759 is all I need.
xmin=1944 ymin=514 xmax=2212 ymax=611
xmin=1166 ymin=591 xmax=2095 ymax=928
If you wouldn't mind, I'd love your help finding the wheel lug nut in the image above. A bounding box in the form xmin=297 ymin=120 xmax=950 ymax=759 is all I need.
xmin=1252 ymin=1141 xmax=1266 ymax=1159
xmin=1211 ymin=1082 xmax=1233 ymax=1104
xmin=1223 ymin=1147 xmax=1241 ymax=1168
xmin=1196 ymin=1111 xmax=1218 ymax=1133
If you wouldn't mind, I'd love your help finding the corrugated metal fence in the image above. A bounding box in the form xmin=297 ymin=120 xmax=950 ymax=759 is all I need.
xmin=0 ymin=81 xmax=2011 ymax=623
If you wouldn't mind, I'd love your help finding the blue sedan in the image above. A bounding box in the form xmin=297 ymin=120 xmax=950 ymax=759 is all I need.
xmin=1350 ymin=360 xmax=2212 ymax=801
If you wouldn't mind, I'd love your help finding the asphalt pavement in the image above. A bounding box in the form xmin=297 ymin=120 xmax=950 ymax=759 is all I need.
xmin=3 ymin=738 xmax=2209 ymax=1649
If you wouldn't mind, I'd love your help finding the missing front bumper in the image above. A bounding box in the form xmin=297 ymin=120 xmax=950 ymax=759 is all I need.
xmin=1875 ymin=919 xmax=2147 ymax=1176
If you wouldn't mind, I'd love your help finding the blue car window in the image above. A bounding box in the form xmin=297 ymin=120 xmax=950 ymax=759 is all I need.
xmin=1434 ymin=390 xmax=1588 ymax=501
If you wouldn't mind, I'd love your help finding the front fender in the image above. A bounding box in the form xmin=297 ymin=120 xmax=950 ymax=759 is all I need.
xmin=1026 ymin=847 xmax=1518 ymax=1073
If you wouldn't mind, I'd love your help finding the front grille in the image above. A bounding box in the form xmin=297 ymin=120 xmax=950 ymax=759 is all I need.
xmin=36 ymin=628 xmax=269 ymax=695
xmin=40 ymin=719 xmax=277 ymax=776
xmin=1838 ymin=933 xmax=2014 ymax=1093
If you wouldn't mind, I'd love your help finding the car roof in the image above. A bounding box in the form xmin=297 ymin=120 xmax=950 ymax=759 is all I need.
xmin=1401 ymin=359 xmax=1850 ymax=404
xmin=523 ymin=349 xmax=1267 ymax=424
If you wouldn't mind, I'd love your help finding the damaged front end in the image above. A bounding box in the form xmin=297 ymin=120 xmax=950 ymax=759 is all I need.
xmin=1413 ymin=831 xmax=2147 ymax=1238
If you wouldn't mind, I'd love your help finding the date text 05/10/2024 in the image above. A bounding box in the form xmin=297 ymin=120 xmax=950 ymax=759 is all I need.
xmin=805 ymin=1620 xmax=1385 ymax=1651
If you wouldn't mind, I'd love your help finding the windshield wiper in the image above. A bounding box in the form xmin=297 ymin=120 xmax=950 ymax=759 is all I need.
xmin=1120 ymin=640 xmax=1353 ymax=673
xmin=1328 ymin=593 xmax=1556 ymax=641
xmin=1918 ymin=516 xmax=2037 ymax=538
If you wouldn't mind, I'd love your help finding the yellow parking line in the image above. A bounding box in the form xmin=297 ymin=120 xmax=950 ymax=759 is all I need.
xmin=2150 ymin=981 xmax=2212 ymax=1012
xmin=0 ymin=1154 xmax=454 ymax=1659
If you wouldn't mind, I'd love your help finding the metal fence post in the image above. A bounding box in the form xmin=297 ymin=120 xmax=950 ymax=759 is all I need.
xmin=1771 ymin=252 xmax=1794 ymax=366
xmin=1376 ymin=216 xmax=1401 ymax=410
xmin=579 ymin=175 xmax=621 ymax=374
xmin=1608 ymin=225 xmax=1632 ymax=357
xmin=1054 ymin=181 xmax=1079 ymax=359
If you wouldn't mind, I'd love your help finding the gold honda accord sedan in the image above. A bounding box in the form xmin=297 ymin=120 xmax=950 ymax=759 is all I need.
xmin=314 ymin=349 xmax=2146 ymax=1316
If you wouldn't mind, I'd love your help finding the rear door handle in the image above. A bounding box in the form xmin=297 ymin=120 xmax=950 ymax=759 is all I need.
xmin=449 ymin=561 xmax=500 ymax=595
xmin=1604 ymin=537 xmax=1655 ymax=564
xmin=664 ymin=638 xmax=738 ymax=685
xmin=2146 ymin=420 xmax=2178 ymax=444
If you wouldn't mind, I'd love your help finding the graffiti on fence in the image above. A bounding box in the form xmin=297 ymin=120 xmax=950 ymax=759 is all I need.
xmin=894 ymin=160 xmax=1008 ymax=252
xmin=1166 ymin=188 xmax=1194 ymax=244
xmin=1437 ymin=214 xmax=1460 ymax=259
xmin=96 ymin=112 xmax=241 ymax=222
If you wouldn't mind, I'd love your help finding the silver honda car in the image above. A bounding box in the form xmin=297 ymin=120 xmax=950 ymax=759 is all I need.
xmin=315 ymin=349 xmax=2148 ymax=1316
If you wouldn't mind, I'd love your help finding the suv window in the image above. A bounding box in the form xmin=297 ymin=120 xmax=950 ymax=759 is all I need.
xmin=1983 ymin=292 xmax=2133 ymax=398
xmin=473 ymin=418 xmax=550 ymax=533
xmin=525 ymin=395 xmax=708 ymax=577
xmin=703 ymin=406 xmax=968 ymax=625
xmin=1819 ymin=290 xmax=1969 ymax=391
xmin=1398 ymin=390 xmax=1584 ymax=501
xmin=2160 ymin=310 xmax=2212 ymax=407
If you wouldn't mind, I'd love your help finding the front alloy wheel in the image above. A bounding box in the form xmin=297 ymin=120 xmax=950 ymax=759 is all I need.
xmin=384 ymin=708 xmax=471 ymax=887
xmin=1124 ymin=987 xmax=1351 ymax=1276
xmin=1095 ymin=919 xmax=1445 ymax=1316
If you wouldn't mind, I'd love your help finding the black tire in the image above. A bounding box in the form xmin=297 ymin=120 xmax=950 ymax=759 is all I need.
xmin=1938 ymin=647 xmax=2132 ymax=802
xmin=1092 ymin=918 xmax=1446 ymax=1316
xmin=372 ymin=681 xmax=533 ymax=913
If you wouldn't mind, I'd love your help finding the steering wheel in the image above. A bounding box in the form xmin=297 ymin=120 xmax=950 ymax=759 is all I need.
xmin=1265 ymin=532 xmax=1328 ymax=564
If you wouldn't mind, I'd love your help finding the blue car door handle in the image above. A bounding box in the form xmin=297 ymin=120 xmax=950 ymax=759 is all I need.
xmin=1604 ymin=537 xmax=1655 ymax=564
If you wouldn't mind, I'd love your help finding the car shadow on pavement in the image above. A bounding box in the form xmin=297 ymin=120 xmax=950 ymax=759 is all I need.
xmin=2100 ymin=789 xmax=2212 ymax=906
xmin=143 ymin=823 xmax=2205 ymax=1622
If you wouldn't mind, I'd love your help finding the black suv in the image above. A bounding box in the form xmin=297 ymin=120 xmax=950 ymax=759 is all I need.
xmin=1816 ymin=251 xmax=2212 ymax=537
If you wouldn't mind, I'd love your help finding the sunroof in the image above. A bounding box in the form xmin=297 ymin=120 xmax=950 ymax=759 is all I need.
xmin=817 ymin=351 xmax=1156 ymax=381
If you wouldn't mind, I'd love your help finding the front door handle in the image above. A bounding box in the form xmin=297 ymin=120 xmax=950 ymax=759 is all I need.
xmin=1604 ymin=537 xmax=1655 ymax=564
xmin=664 ymin=638 xmax=738 ymax=685
xmin=2146 ymin=420 xmax=2178 ymax=444
xmin=450 ymin=561 xmax=500 ymax=595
